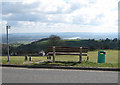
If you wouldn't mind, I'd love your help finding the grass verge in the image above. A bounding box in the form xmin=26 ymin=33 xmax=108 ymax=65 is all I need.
xmin=24 ymin=61 xmax=118 ymax=68
xmin=1 ymin=50 xmax=119 ymax=68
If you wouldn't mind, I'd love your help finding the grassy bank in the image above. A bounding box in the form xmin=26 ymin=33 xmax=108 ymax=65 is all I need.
xmin=1 ymin=50 xmax=118 ymax=68
xmin=28 ymin=61 xmax=118 ymax=68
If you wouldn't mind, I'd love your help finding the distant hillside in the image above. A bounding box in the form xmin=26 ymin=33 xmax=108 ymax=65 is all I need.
xmin=31 ymin=38 xmax=49 ymax=44
xmin=15 ymin=38 xmax=49 ymax=54
xmin=2 ymin=32 xmax=118 ymax=44
xmin=2 ymin=37 xmax=119 ymax=55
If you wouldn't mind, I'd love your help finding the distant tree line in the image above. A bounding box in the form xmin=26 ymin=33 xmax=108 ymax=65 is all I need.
xmin=2 ymin=35 xmax=119 ymax=55
xmin=64 ymin=38 xmax=119 ymax=51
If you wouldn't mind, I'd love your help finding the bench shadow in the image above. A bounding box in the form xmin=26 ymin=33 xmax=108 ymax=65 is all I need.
xmin=55 ymin=61 xmax=79 ymax=66
xmin=32 ymin=61 xmax=80 ymax=66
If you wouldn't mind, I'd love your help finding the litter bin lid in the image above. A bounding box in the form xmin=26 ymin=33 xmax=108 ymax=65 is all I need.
xmin=98 ymin=51 xmax=106 ymax=54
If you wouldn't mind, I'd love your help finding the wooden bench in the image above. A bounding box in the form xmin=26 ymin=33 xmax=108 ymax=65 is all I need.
xmin=47 ymin=46 xmax=89 ymax=62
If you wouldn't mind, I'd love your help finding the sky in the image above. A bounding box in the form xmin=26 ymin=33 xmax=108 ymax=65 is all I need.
xmin=0 ymin=0 xmax=119 ymax=33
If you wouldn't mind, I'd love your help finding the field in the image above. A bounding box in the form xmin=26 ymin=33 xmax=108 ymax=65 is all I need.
xmin=1 ymin=50 xmax=118 ymax=68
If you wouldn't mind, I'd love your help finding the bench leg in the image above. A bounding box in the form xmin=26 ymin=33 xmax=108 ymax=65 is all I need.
xmin=87 ymin=56 xmax=89 ymax=61
xmin=47 ymin=56 xmax=49 ymax=59
xmin=79 ymin=47 xmax=82 ymax=63
xmin=53 ymin=55 xmax=55 ymax=63
xmin=53 ymin=46 xmax=55 ymax=63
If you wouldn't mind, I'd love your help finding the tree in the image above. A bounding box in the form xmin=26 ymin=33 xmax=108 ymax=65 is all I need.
xmin=105 ymin=38 xmax=110 ymax=42
xmin=103 ymin=43 xmax=109 ymax=49
xmin=89 ymin=45 xmax=97 ymax=51
xmin=48 ymin=35 xmax=64 ymax=46
xmin=112 ymin=38 xmax=118 ymax=42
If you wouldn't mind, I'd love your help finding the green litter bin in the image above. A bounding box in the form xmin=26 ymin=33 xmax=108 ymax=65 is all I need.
xmin=98 ymin=51 xmax=106 ymax=63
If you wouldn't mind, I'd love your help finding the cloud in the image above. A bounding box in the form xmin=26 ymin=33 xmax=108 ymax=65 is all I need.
xmin=3 ymin=13 xmax=47 ymax=22
xmin=1 ymin=0 xmax=119 ymax=33
xmin=2 ymin=2 xmax=39 ymax=14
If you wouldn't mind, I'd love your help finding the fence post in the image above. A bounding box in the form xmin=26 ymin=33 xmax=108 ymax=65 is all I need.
xmin=53 ymin=46 xmax=55 ymax=63
xmin=79 ymin=47 xmax=82 ymax=63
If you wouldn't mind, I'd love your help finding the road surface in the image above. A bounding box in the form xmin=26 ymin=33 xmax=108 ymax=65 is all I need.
xmin=2 ymin=67 xmax=118 ymax=83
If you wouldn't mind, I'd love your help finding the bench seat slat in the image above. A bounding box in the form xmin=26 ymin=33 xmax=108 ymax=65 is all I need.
xmin=47 ymin=52 xmax=87 ymax=56
xmin=47 ymin=47 xmax=88 ymax=53
xmin=48 ymin=46 xmax=88 ymax=49
xmin=48 ymin=50 xmax=88 ymax=53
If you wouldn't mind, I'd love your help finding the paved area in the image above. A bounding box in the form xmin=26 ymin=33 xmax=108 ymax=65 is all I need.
xmin=2 ymin=67 xmax=118 ymax=83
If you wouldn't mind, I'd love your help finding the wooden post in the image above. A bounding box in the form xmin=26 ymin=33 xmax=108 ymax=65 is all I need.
xmin=49 ymin=56 xmax=51 ymax=60
xmin=29 ymin=57 xmax=31 ymax=61
xmin=47 ymin=56 xmax=48 ymax=59
xmin=47 ymin=56 xmax=51 ymax=60
xmin=53 ymin=46 xmax=55 ymax=63
xmin=25 ymin=56 xmax=28 ymax=61
xmin=79 ymin=47 xmax=82 ymax=63
xmin=87 ymin=56 xmax=89 ymax=61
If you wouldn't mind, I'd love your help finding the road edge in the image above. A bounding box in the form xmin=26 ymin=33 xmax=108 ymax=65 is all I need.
xmin=1 ymin=64 xmax=120 ymax=71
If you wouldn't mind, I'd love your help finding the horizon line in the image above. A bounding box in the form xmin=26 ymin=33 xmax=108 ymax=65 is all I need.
xmin=1 ymin=32 xmax=118 ymax=34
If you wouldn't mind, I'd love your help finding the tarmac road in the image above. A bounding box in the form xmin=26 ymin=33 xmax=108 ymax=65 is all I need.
xmin=2 ymin=67 xmax=118 ymax=83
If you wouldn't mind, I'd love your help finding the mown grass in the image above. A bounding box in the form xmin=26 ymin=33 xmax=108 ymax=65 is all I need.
xmin=1 ymin=56 xmax=46 ymax=65
xmin=88 ymin=50 xmax=118 ymax=64
xmin=1 ymin=50 xmax=119 ymax=68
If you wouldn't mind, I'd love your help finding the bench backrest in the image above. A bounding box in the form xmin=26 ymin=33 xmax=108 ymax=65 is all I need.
xmin=47 ymin=46 xmax=88 ymax=53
